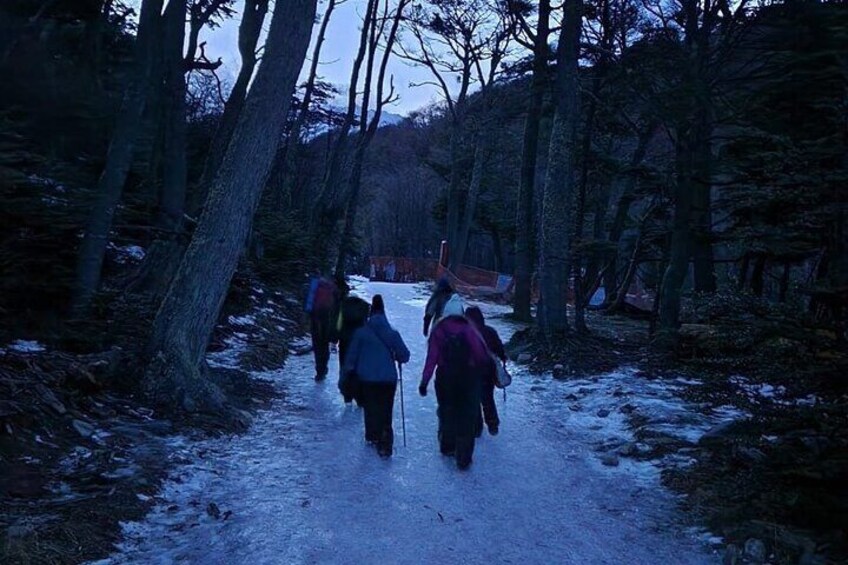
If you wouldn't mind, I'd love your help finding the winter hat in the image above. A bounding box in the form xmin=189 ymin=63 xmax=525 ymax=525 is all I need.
xmin=371 ymin=294 xmax=385 ymax=316
xmin=465 ymin=305 xmax=484 ymax=329
xmin=441 ymin=294 xmax=465 ymax=318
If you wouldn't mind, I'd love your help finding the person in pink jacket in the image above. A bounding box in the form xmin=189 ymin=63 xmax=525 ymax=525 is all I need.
xmin=418 ymin=296 xmax=492 ymax=470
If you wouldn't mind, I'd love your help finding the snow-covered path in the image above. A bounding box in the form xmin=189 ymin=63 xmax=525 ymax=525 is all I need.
xmin=101 ymin=282 xmax=716 ymax=564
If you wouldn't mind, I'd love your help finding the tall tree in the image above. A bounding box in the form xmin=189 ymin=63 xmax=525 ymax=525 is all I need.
xmin=508 ymin=0 xmax=551 ymax=322
xmin=128 ymin=0 xmax=190 ymax=298
xmin=71 ymin=0 xmax=164 ymax=315
xmin=143 ymin=0 xmax=318 ymax=415
xmin=538 ymin=0 xmax=583 ymax=336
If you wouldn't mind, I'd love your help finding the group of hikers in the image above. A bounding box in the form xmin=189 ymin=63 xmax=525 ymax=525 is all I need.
xmin=305 ymin=275 xmax=508 ymax=470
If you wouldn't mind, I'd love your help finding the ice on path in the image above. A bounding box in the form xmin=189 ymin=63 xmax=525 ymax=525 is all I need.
xmin=99 ymin=282 xmax=717 ymax=564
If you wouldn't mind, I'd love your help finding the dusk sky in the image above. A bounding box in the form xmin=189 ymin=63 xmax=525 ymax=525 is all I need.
xmin=200 ymin=0 xmax=448 ymax=116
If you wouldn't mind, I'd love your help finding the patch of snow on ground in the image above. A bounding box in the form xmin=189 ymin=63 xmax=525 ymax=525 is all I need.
xmin=108 ymin=244 xmax=146 ymax=264
xmin=7 ymin=339 xmax=46 ymax=353
xmin=228 ymin=314 xmax=257 ymax=326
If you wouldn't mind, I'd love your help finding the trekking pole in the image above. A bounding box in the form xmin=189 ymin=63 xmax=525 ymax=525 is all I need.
xmin=398 ymin=363 xmax=407 ymax=447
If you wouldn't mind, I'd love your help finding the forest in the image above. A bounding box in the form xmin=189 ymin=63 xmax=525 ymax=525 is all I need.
xmin=1 ymin=0 xmax=846 ymax=563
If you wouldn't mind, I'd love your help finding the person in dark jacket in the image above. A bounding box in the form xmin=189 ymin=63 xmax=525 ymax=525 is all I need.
xmin=305 ymin=275 xmax=343 ymax=381
xmin=465 ymin=306 xmax=506 ymax=436
xmin=423 ymin=277 xmax=454 ymax=336
xmin=418 ymin=296 xmax=490 ymax=470
xmin=333 ymin=294 xmax=371 ymax=404
xmin=343 ymin=295 xmax=410 ymax=457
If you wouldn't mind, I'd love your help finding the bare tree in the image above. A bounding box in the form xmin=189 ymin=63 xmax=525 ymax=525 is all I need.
xmin=143 ymin=0 xmax=318 ymax=416
xmin=397 ymin=0 xmax=511 ymax=270
xmin=335 ymin=0 xmax=409 ymax=275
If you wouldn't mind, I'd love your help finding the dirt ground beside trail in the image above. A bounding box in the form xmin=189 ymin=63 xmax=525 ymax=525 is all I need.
xmin=0 ymin=278 xmax=303 ymax=565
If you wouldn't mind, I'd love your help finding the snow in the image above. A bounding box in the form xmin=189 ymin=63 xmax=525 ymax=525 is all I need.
xmin=6 ymin=339 xmax=46 ymax=353
xmin=97 ymin=282 xmax=718 ymax=564
xmin=108 ymin=244 xmax=146 ymax=264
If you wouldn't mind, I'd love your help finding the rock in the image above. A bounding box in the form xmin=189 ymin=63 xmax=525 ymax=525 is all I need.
xmin=517 ymin=353 xmax=532 ymax=364
xmin=619 ymin=403 xmax=636 ymax=414
xmin=71 ymin=419 xmax=95 ymax=438
xmin=35 ymin=384 xmax=66 ymax=415
xmin=600 ymin=453 xmax=620 ymax=467
xmin=618 ymin=442 xmax=637 ymax=457
xmin=552 ymin=364 xmax=565 ymax=378
xmin=207 ymin=502 xmax=221 ymax=519
xmin=723 ymin=544 xmax=740 ymax=565
xmin=699 ymin=420 xmax=741 ymax=446
xmin=736 ymin=446 xmax=767 ymax=464
xmin=743 ymin=538 xmax=767 ymax=563
xmin=597 ymin=409 xmax=610 ymax=418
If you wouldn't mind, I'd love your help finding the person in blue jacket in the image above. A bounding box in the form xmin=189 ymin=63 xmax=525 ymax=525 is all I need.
xmin=342 ymin=295 xmax=410 ymax=457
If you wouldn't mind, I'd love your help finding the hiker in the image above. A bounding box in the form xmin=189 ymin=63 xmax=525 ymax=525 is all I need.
xmin=333 ymin=293 xmax=371 ymax=405
xmin=418 ymin=295 xmax=491 ymax=470
xmin=305 ymin=275 xmax=342 ymax=381
xmin=465 ymin=306 xmax=506 ymax=436
xmin=423 ymin=277 xmax=454 ymax=337
xmin=342 ymin=295 xmax=410 ymax=457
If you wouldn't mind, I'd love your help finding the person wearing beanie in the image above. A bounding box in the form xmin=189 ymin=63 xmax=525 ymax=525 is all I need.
xmin=418 ymin=295 xmax=490 ymax=470
xmin=343 ymin=295 xmax=410 ymax=457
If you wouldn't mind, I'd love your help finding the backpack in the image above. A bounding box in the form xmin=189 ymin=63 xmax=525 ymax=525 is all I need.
xmin=313 ymin=278 xmax=336 ymax=311
xmin=304 ymin=277 xmax=320 ymax=313
xmin=443 ymin=331 xmax=471 ymax=377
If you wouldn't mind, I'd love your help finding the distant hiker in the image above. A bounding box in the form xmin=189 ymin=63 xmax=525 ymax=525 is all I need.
xmin=305 ymin=275 xmax=341 ymax=381
xmin=423 ymin=277 xmax=454 ymax=336
xmin=342 ymin=295 xmax=410 ymax=457
xmin=418 ymin=295 xmax=490 ymax=470
xmin=333 ymin=294 xmax=371 ymax=405
xmin=465 ymin=306 xmax=506 ymax=436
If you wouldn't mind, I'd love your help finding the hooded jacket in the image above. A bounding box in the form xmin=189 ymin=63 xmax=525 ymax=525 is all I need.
xmin=421 ymin=315 xmax=491 ymax=387
xmin=343 ymin=314 xmax=410 ymax=384
xmin=465 ymin=307 xmax=507 ymax=363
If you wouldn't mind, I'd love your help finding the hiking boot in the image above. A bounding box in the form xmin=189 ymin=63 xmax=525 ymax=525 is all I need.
xmin=314 ymin=372 xmax=327 ymax=382
xmin=488 ymin=424 xmax=499 ymax=436
xmin=456 ymin=455 xmax=472 ymax=470
xmin=377 ymin=442 xmax=392 ymax=458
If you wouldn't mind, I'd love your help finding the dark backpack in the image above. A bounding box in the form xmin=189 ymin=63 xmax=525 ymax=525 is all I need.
xmin=443 ymin=331 xmax=471 ymax=377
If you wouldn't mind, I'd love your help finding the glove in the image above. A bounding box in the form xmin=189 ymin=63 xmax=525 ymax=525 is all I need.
xmin=418 ymin=382 xmax=428 ymax=397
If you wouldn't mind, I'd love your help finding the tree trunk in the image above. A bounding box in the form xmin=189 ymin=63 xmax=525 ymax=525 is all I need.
xmin=445 ymin=128 xmax=465 ymax=269
xmin=779 ymin=261 xmax=791 ymax=303
xmin=751 ymin=253 xmax=766 ymax=297
xmin=143 ymin=0 xmax=317 ymax=416
xmin=191 ymin=0 xmax=268 ymax=215
xmin=737 ymin=253 xmax=750 ymax=291
xmin=602 ymin=123 xmax=656 ymax=305
xmin=512 ymin=0 xmax=550 ymax=322
xmin=539 ymin=0 xmax=582 ymax=336
xmin=71 ymin=0 xmax=164 ymax=315
xmin=129 ymin=0 xmax=189 ymax=299
xmin=658 ymin=142 xmax=694 ymax=335
xmin=450 ymin=136 xmax=486 ymax=270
